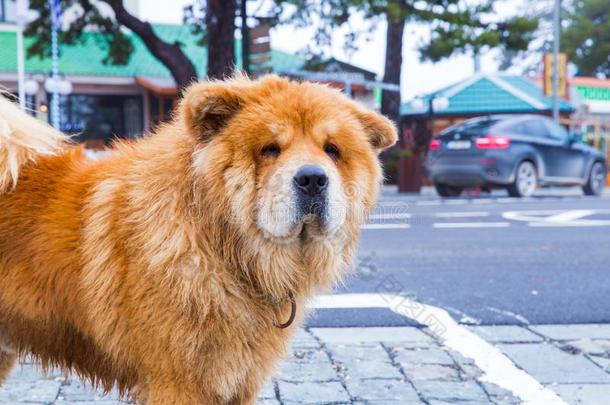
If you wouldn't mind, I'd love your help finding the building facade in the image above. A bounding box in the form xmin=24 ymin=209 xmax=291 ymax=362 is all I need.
xmin=1 ymin=10 xmax=379 ymax=149
xmin=400 ymin=74 xmax=575 ymax=138
xmin=567 ymin=77 xmax=610 ymax=155
xmin=0 ymin=20 xmax=309 ymax=148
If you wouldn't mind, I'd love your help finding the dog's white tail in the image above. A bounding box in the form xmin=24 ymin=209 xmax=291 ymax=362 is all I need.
xmin=0 ymin=96 xmax=68 ymax=193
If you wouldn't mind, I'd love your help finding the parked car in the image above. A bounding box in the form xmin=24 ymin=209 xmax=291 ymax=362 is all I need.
xmin=426 ymin=115 xmax=607 ymax=197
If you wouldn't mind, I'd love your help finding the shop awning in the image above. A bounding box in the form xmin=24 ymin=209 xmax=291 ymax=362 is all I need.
xmin=135 ymin=76 xmax=177 ymax=96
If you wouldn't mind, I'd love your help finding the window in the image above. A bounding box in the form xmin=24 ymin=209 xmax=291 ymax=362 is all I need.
xmin=0 ymin=0 xmax=16 ymax=23
xmin=50 ymin=94 xmax=143 ymax=144
xmin=150 ymin=95 xmax=175 ymax=126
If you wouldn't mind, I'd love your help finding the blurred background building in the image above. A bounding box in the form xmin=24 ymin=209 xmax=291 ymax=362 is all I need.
xmin=0 ymin=0 xmax=378 ymax=149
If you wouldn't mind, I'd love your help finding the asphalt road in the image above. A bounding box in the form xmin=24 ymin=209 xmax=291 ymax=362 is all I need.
xmin=308 ymin=189 xmax=610 ymax=327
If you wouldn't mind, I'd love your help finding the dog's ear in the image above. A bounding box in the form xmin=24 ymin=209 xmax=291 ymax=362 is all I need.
xmin=181 ymin=81 xmax=246 ymax=142
xmin=354 ymin=108 xmax=398 ymax=152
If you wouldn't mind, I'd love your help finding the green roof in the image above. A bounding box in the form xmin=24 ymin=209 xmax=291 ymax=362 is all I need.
xmin=0 ymin=24 xmax=305 ymax=78
xmin=400 ymin=74 xmax=574 ymax=116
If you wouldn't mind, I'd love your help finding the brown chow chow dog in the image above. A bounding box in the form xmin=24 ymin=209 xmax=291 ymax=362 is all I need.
xmin=0 ymin=75 xmax=396 ymax=404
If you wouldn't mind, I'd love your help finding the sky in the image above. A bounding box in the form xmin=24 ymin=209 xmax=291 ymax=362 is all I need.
xmin=138 ymin=0 xmax=530 ymax=101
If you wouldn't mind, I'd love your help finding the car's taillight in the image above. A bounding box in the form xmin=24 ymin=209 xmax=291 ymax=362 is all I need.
xmin=475 ymin=135 xmax=511 ymax=149
xmin=430 ymin=139 xmax=441 ymax=150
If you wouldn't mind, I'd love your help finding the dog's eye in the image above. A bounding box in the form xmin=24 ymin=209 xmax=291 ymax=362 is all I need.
xmin=324 ymin=143 xmax=340 ymax=161
xmin=261 ymin=144 xmax=280 ymax=158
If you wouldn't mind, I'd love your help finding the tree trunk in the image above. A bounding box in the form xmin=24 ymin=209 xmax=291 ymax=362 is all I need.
xmin=206 ymin=0 xmax=237 ymax=79
xmin=240 ymin=0 xmax=250 ymax=74
xmin=381 ymin=16 xmax=420 ymax=193
xmin=381 ymin=16 xmax=404 ymax=124
xmin=106 ymin=0 xmax=198 ymax=92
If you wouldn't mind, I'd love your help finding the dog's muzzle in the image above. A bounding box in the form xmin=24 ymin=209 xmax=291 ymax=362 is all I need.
xmin=293 ymin=165 xmax=328 ymax=219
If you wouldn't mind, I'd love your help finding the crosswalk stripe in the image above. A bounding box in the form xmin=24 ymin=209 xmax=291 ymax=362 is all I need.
xmin=368 ymin=213 xmax=412 ymax=220
xmin=433 ymin=222 xmax=510 ymax=229
xmin=361 ymin=223 xmax=411 ymax=230
xmin=434 ymin=211 xmax=490 ymax=218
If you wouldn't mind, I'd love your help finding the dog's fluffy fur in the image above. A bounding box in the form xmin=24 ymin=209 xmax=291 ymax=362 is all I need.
xmin=0 ymin=75 xmax=396 ymax=404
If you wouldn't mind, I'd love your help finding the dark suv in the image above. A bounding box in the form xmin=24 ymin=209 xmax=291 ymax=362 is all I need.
xmin=426 ymin=115 xmax=607 ymax=197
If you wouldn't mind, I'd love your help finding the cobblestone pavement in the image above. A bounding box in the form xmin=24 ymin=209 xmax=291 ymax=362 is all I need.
xmin=2 ymin=325 xmax=610 ymax=404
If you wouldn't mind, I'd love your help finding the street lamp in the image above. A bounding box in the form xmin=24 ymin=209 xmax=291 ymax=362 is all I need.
xmin=432 ymin=96 xmax=449 ymax=111
xmin=24 ymin=79 xmax=39 ymax=96
xmin=44 ymin=76 xmax=72 ymax=96
xmin=44 ymin=75 xmax=72 ymax=129
xmin=410 ymin=97 xmax=426 ymax=111
xmin=411 ymin=95 xmax=450 ymax=115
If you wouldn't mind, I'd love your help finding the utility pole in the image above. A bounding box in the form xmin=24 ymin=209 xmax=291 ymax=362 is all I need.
xmin=15 ymin=0 xmax=29 ymax=111
xmin=473 ymin=48 xmax=481 ymax=74
xmin=552 ymin=0 xmax=561 ymax=123
xmin=240 ymin=0 xmax=250 ymax=75
xmin=48 ymin=0 xmax=61 ymax=129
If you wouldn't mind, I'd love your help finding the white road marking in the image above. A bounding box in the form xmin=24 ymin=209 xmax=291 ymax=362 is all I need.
xmin=433 ymin=222 xmax=510 ymax=229
xmin=503 ymin=209 xmax=610 ymax=227
xmin=446 ymin=306 xmax=482 ymax=325
xmin=416 ymin=200 xmax=443 ymax=206
xmin=368 ymin=213 xmax=412 ymax=220
xmin=445 ymin=199 xmax=469 ymax=205
xmin=503 ymin=210 xmax=566 ymax=220
xmin=377 ymin=201 xmax=412 ymax=207
xmin=529 ymin=220 xmax=610 ymax=227
xmin=486 ymin=306 xmax=531 ymax=325
xmin=310 ymin=293 xmax=389 ymax=309
xmin=310 ymin=294 xmax=567 ymax=405
xmin=471 ymin=198 xmax=493 ymax=204
xmin=539 ymin=209 xmax=608 ymax=223
xmin=361 ymin=223 xmax=411 ymax=230
xmin=434 ymin=211 xmax=490 ymax=218
xmin=362 ymin=208 xmax=610 ymax=229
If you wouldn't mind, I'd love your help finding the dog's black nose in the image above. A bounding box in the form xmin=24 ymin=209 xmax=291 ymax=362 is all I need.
xmin=294 ymin=165 xmax=328 ymax=197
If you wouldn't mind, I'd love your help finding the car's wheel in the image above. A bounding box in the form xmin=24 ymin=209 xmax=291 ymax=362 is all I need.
xmin=507 ymin=161 xmax=537 ymax=198
xmin=435 ymin=183 xmax=464 ymax=197
xmin=583 ymin=161 xmax=606 ymax=196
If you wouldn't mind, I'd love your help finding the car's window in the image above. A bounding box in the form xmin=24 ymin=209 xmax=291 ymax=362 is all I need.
xmin=440 ymin=119 xmax=500 ymax=136
xmin=542 ymin=120 xmax=569 ymax=142
xmin=519 ymin=119 xmax=551 ymax=138
xmin=504 ymin=121 xmax=528 ymax=135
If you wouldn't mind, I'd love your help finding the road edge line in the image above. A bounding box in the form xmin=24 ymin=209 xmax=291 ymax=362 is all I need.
xmin=312 ymin=293 xmax=567 ymax=405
